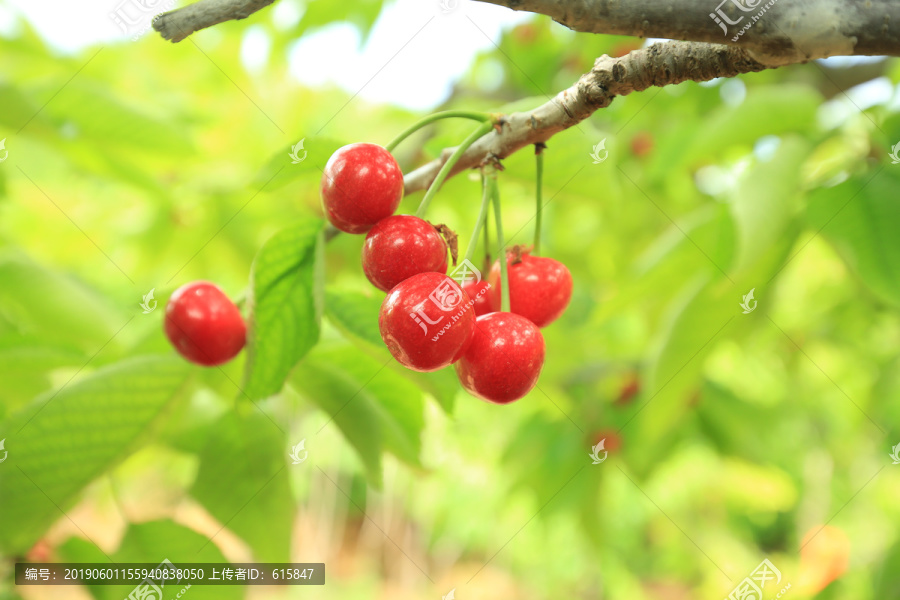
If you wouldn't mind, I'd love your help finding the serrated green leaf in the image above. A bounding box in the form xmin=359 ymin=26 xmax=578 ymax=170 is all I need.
xmin=242 ymin=219 xmax=324 ymax=401
xmin=0 ymin=356 xmax=192 ymax=554
xmin=190 ymin=412 xmax=293 ymax=562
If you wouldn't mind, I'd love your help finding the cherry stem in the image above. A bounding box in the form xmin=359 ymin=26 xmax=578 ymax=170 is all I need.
xmin=414 ymin=120 xmax=494 ymax=219
xmin=385 ymin=110 xmax=492 ymax=153
xmin=483 ymin=191 xmax=492 ymax=272
xmin=533 ymin=144 xmax=545 ymax=255
xmin=463 ymin=169 xmax=493 ymax=266
xmin=489 ymin=171 xmax=510 ymax=313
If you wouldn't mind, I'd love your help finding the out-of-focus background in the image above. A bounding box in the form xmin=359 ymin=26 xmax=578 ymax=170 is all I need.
xmin=1 ymin=0 xmax=900 ymax=598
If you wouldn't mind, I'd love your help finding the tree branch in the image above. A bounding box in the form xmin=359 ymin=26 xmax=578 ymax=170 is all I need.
xmin=474 ymin=0 xmax=900 ymax=64
xmin=152 ymin=0 xmax=274 ymax=42
xmin=404 ymin=41 xmax=767 ymax=195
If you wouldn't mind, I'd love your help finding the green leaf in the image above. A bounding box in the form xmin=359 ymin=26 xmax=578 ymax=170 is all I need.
xmin=293 ymin=344 xmax=426 ymax=487
xmin=674 ymin=84 xmax=821 ymax=169
xmin=39 ymin=81 xmax=192 ymax=154
xmin=324 ymin=289 xmax=384 ymax=349
xmin=296 ymin=0 xmax=384 ymax=43
xmin=253 ymin=136 xmax=346 ymax=191
xmin=190 ymin=412 xmax=293 ymax=562
xmin=0 ymin=356 xmax=192 ymax=554
xmin=728 ymin=136 xmax=811 ymax=272
xmin=0 ymin=253 xmax=126 ymax=354
xmin=242 ymin=219 xmax=324 ymax=401
xmin=117 ymin=523 xmax=238 ymax=600
xmin=806 ymin=169 xmax=900 ymax=308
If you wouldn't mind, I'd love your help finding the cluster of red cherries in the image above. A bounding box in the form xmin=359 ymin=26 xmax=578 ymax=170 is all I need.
xmin=161 ymin=140 xmax=573 ymax=405
xmin=322 ymin=143 xmax=573 ymax=404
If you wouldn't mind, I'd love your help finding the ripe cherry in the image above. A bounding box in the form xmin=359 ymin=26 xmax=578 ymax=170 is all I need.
xmin=463 ymin=279 xmax=494 ymax=316
xmin=615 ymin=372 xmax=641 ymax=406
xmin=455 ymin=312 xmax=545 ymax=404
xmin=630 ymin=131 xmax=654 ymax=158
xmin=379 ymin=272 xmax=476 ymax=372
xmin=362 ymin=215 xmax=448 ymax=292
xmin=589 ymin=430 xmax=622 ymax=453
xmin=164 ymin=281 xmax=246 ymax=366
xmin=320 ymin=143 xmax=404 ymax=234
xmin=489 ymin=250 xmax=572 ymax=328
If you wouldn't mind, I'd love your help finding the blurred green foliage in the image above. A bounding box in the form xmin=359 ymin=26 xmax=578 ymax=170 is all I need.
xmin=1 ymin=2 xmax=900 ymax=599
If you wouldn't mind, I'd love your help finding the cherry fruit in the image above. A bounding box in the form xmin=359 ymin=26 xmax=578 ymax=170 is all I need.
xmin=454 ymin=312 xmax=545 ymax=404
xmin=320 ymin=143 xmax=404 ymax=234
xmin=489 ymin=250 xmax=572 ymax=327
xmin=463 ymin=279 xmax=494 ymax=317
xmin=165 ymin=281 xmax=246 ymax=366
xmin=362 ymin=215 xmax=448 ymax=292
xmin=379 ymin=272 xmax=476 ymax=372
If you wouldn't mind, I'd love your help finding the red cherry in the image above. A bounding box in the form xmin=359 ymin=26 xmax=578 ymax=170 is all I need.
xmin=379 ymin=272 xmax=476 ymax=372
xmin=164 ymin=281 xmax=246 ymax=366
xmin=616 ymin=373 xmax=641 ymax=405
xmin=455 ymin=312 xmax=545 ymax=404
xmin=320 ymin=143 xmax=404 ymax=234
xmin=489 ymin=251 xmax=573 ymax=327
xmin=362 ymin=215 xmax=448 ymax=292
xmin=463 ymin=279 xmax=494 ymax=316
xmin=630 ymin=131 xmax=654 ymax=158
xmin=589 ymin=430 xmax=622 ymax=453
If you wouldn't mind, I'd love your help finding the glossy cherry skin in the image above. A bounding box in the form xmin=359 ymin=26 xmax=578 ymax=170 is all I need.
xmin=362 ymin=215 xmax=448 ymax=292
xmin=164 ymin=281 xmax=246 ymax=366
xmin=379 ymin=272 xmax=476 ymax=372
xmin=463 ymin=279 xmax=494 ymax=316
xmin=455 ymin=312 xmax=545 ymax=404
xmin=489 ymin=252 xmax=573 ymax=327
xmin=320 ymin=143 xmax=404 ymax=234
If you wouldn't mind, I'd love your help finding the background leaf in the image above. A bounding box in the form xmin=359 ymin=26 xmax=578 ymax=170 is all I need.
xmin=0 ymin=356 xmax=192 ymax=554
xmin=242 ymin=219 xmax=324 ymax=401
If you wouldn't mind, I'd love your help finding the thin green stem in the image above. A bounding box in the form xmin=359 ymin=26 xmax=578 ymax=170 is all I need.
xmin=463 ymin=170 xmax=493 ymax=265
xmin=385 ymin=110 xmax=491 ymax=153
xmin=533 ymin=144 xmax=545 ymax=255
xmin=482 ymin=192 xmax=492 ymax=272
xmin=490 ymin=173 xmax=510 ymax=313
xmin=415 ymin=120 xmax=493 ymax=219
